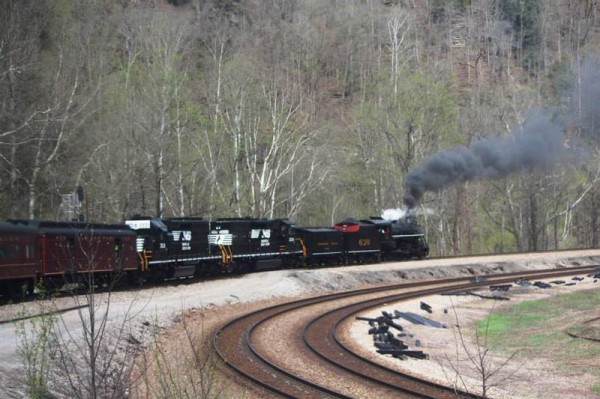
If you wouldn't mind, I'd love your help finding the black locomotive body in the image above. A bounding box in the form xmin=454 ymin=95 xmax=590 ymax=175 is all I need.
xmin=125 ymin=216 xmax=216 ymax=281
xmin=125 ymin=216 xmax=302 ymax=280
xmin=352 ymin=216 xmax=429 ymax=260
xmin=209 ymin=218 xmax=300 ymax=271
xmin=384 ymin=216 xmax=429 ymax=259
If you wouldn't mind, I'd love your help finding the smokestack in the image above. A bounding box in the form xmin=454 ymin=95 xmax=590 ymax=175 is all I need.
xmin=403 ymin=109 xmax=568 ymax=207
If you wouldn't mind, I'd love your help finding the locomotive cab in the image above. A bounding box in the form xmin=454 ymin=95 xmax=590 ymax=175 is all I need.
xmin=124 ymin=217 xmax=169 ymax=254
xmin=124 ymin=216 xmax=171 ymax=281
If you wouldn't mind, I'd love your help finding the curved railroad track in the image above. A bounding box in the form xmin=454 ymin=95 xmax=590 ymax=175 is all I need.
xmin=213 ymin=265 xmax=600 ymax=398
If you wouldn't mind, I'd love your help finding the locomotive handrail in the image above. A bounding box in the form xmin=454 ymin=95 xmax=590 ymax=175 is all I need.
xmin=298 ymin=238 xmax=307 ymax=257
xmin=218 ymin=244 xmax=233 ymax=264
xmin=137 ymin=250 xmax=151 ymax=271
xmin=226 ymin=245 xmax=233 ymax=263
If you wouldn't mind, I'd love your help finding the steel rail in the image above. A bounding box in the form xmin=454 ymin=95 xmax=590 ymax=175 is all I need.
xmin=214 ymin=265 xmax=599 ymax=398
xmin=304 ymin=266 xmax=599 ymax=398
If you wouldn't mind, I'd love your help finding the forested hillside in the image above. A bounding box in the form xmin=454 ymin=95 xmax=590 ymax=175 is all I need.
xmin=2 ymin=0 xmax=600 ymax=256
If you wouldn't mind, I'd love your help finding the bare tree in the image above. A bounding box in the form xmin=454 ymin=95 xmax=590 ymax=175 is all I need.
xmin=16 ymin=230 xmax=143 ymax=399
xmin=133 ymin=310 xmax=232 ymax=399
xmin=113 ymin=9 xmax=194 ymax=218
xmin=220 ymin=80 xmax=325 ymax=218
xmin=15 ymin=299 xmax=57 ymax=399
xmin=195 ymin=3 xmax=241 ymax=218
xmin=0 ymin=0 xmax=46 ymax=217
xmin=52 ymin=235 xmax=141 ymax=398
xmin=387 ymin=10 xmax=412 ymax=97
xmin=442 ymin=299 xmax=521 ymax=398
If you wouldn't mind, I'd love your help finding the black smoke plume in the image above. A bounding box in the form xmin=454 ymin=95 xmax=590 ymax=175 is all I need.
xmin=403 ymin=109 xmax=567 ymax=208
xmin=403 ymin=56 xmax=600 ymax=208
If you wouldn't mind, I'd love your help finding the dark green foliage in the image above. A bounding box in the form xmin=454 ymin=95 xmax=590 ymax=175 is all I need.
xmin=547 ymin=59 xmax=574 ymax=101
xmin=429 ymin=0 xmax=470 ymax=22
xmin=496 ymin=0 xmax=541 ymax=70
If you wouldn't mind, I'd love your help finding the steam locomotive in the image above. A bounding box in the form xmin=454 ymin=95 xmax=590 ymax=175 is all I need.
xmin=0 ymin=214 xmax=428 ymax=298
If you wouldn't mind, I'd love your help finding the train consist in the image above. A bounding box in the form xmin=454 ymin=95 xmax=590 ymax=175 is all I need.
xmin=0 ymin=214 xmax=428 ymax=298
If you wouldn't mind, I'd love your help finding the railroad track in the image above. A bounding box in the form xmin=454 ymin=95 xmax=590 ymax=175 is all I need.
xmin=213 ymin=265 xmax=600 ymax=398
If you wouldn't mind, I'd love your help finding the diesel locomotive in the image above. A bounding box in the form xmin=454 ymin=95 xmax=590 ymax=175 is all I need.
xmin=0 ymin=214 xmax=428 ymax=298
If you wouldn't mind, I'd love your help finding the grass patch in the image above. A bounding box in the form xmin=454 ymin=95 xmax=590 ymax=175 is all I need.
xmin=476 ymin=287 xmax=600 ymax=393
xmin=478 ymin=288 xmax=600 ymax=349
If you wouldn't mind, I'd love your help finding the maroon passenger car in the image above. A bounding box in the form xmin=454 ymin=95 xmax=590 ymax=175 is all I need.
xmin=3 ymin=220 xmax=139 ymax=295
xmin=0 ymin=222 xmax=39 ymax=297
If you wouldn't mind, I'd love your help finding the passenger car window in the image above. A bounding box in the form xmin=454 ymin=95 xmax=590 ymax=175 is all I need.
xmin=10 ymin=244 xmax=19 ymax=259
xmin=25 ymin=244 xmax=35 ymax=259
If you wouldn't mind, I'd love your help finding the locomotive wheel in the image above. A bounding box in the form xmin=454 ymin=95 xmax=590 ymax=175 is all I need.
xmin=127 ymin=270 xmax=145 ymax=287
xmin=1 ymin=279 xmax=35 ymax=300
xmin=42 ymin=276 xmax=63 ymax=293
xmin=22 ymin=280 xmax=35 ymax=297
